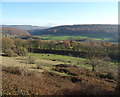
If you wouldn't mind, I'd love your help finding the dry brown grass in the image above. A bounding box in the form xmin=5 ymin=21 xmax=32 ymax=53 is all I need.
xmin=2 ymin=66 xmax=22 ymax=75
xmin=2 ymin=65 xmax=118 ymax=96
xmin=53 ymin=64 xmax=117 ymax=82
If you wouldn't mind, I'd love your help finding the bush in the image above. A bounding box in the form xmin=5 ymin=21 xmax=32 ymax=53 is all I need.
xmin=2 ymin=37 xmax=15 ymax=53
xmin=96 ymin=71 xmax=115 ymax=80
xmin=106 ymin=71 xmax=115 ymax=80
xmin=5 ymin=49 xmax=17 ymax=57
xmin=27 ymin=56 xmax=36 ymax=64
xmin=36 ymin=63 xmax=43 ymax=69
xmin=15 ymin=47 xmax=27 ymax=56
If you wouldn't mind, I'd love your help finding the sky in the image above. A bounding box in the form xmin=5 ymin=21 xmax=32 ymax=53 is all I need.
xmin=1 ymin=2 xmax=118 ymax=26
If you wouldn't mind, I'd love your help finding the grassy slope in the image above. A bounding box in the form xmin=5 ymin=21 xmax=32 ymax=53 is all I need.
xmin=29 ymin=53 xmax=118 ymax=72
xmin=2 ymin=55 xmax=118 ymax=95
xmin=2 ymin=54 xmax=118 ymax=95
xmin=2 ymin=67 xmax=117 ymax=95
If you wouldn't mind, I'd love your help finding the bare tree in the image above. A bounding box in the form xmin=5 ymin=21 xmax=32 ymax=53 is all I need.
xmin=87 ymin=56 xmax=111 ymax=71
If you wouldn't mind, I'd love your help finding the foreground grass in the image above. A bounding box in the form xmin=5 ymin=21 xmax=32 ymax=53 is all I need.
xmin=2 ymin=65 xmax=117 ymax=95
xmin=2 ymin=54 xmax=118 ymax=95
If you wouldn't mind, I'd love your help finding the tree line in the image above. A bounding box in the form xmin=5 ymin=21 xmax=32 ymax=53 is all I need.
xmin=2 ymin=37 xmax=119 ymax=61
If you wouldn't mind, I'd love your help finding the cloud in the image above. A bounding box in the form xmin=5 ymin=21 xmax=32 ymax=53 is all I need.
xmin=45 ymin=23 xmax=63 ymax=27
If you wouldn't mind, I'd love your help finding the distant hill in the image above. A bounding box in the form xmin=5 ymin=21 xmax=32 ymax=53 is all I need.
xmin=1 ymin=25 xmax=49 ymax=31
xmin=1 ymin=24 xmax=118 ymax=42
xmin=1 ymin=27 xmax=30 ymax=37
xmin=29 ymin=24 xmax=117 ymax=35
xmin=29 ymin=24 xmax=118 ymax=39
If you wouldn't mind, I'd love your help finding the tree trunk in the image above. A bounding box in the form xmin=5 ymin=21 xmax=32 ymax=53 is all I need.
xmin=92 ymin=66 xmax=95 ymax=71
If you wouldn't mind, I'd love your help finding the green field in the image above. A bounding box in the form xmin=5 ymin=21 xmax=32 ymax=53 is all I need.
xmin=29 ymin=53 xmax=118 ymax=72
xmin=33 ymin=35 xmax=112 ymax=42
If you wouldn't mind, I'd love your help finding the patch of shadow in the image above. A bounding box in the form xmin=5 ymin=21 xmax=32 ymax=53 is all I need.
xmin=55 ymin=64 xmax=71 ymax=68
xmin=1 ymin=53 xmax=8 ymax=57
xmin=70 ymin=76 xmax=82 ymax=83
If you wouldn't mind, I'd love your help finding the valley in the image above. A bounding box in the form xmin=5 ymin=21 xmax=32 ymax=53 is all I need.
xmin=1 ymin=24 xmax=119 ymax=96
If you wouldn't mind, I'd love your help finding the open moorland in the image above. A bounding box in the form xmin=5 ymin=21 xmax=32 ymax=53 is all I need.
xmin=1 ymin=25 xmax=119 ymax=96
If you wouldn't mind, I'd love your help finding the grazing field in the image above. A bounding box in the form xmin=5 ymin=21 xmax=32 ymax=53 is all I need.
xmin=34 ymin=35 xmax=112 ymax=42
xmin=29 ymin=53 xmax=118 ymax=72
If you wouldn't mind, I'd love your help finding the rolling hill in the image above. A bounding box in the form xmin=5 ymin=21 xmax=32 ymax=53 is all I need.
xmin=1 ymin=25 xmax=49 ymax=30
xmin=29 ymin=24 xmax=117 ymax=36
xmin=1 ymin=24 xmax=118 ymax=42
xmin=1 ymin=27 xmax=30 ymax=37
xmin=28 ymin=24 xmax=118 ymax=42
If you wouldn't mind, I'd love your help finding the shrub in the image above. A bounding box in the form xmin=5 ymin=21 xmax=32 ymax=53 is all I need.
xmin=96 ymin=71 xmax=115 ymax=80
xmin=36 ymin=63 xmax=43 ymax=69
xmin=105 ymin=71 xmax=116 ymax=80
xmin=27 ymin=56 xmax=36 ymax=64
xmin=2 ymin=37 xmax=15 ymax=53
xmin=15 ymin=47 xmax=27 ymax=56
xmin=5 ymin=49 xmax=17 ymax=57
xmin=88 ymin=57 xmax=111 ymax=72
